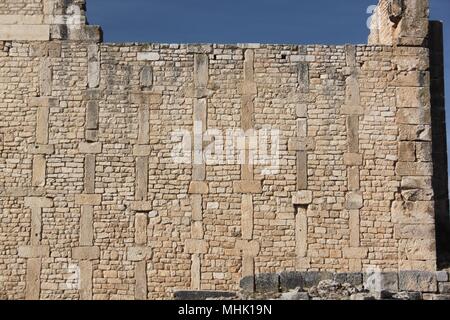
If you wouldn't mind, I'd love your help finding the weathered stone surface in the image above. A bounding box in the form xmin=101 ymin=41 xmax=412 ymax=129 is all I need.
xmin=0 ymin=25 xmax=49 ymax=41
xmin=130 ymin=201 xmax=152 ymax=212
xmin=439 ymin=283 xmax=450 ymax=294
xmin=391 ymin=201 xmax=434 ymax=224
xmin=292 ymin=190 xmax=313 ymax=205
xmin=279 ymin=272 xmax=305 ymax=291
xmin=86 ymin=101 xmax=99 ymax=130
xmin=436 ymin=271 xmax=449 ymax=283
xmin=398 ymin=239 xmax=436 ymax=260
xmin=137 ymin=52 xmax=160 ymax=61
xmin=364 ymin=272 xmax=399 ymax=293
xmin=399 ymin=271 xmax=437 ymax=292
xmin=133 ymin=145 xmax=151 ymax=157
xmin=288 ymin=138 xmax=316 ymax=151
xmin=72 ymin=247 xmax=100 ymax=260
xmin=394 ymin=224 xmax=435 ymax=240
xmin=255 ymin=273 xmax=280 ymax=293
xmin=174 ymin=290 xmax=237 ymax=300
xmin=127 ymin=246 xmax=152 ymax=262
xmin=233 ymin=181 xmax=262 ymax=194
xmin=185 ymin=239 xmax=208 ymax=254
xmin=343 ymin=153 xmax=363 ymax=166
xmin=188 ymin=181 xmax=209 ymax=194
xmin=343 ymin=247 xmax=368 ymax=259
xmin=345 ymin=192 xmax=363 ymax=209
xmin=79 ymin=142 xmax=102 ymax=154
xmin=18 ymin=246 xmax=50 ymax=258
xmin=75 ymin=194 xmax=102 ymax=206
xmin=28 ymin=144 xmax=54 ymax=155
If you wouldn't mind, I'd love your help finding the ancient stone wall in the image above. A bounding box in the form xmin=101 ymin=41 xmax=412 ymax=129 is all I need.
xmin=0 ymin=0 xmax=447 ymax=300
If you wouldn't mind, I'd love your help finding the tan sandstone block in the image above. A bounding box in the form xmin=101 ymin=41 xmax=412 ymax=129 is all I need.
xmin=394 ymin=224 xmax=435 ymax=240
xmin=292 ymin=190 xmax=313 ymax=205
xmin=343 ymin=153 xmax=363 ymax=166
xmin=28 ymin=144 xmax=54 ymax=155
xmin=392 ymin=201 xmax=434 ymax=224
xmin=343 ymin=247 xmax=368 ymax=259
xmin=188 ymin=181 xmax=209 ymax=194
xmin=131 ymin=201 xmax=152 ymax=212
xmin=288 ymin=138 xmax=315 ymax=152
xmin=396 ymin=162 xmax=433 ymax=176
xmin=233 ymin=181 xmax=262 ymax=194
xmin=133 ymin=145 xmax=151 ymax=157
xmin=75 ymin=194 xmax=102 ymax=206
xmin=345 ymin=192 xmax=363 ymax=209
xmin=127 ymin=247 xmax=152 ymax=262
xmin=399 ymin=239 xmax=436 ymax=261
xmin=79 ymin=142 xmax=102 ymax=154
xmin=185 ymin=239 xmax=208 ymax=254
xmin=72 ymin=247 xmax=100 ymax=260
xmin=399 ymin=142 xmax=416 ymax=161
xmin=18 ymin=246 xmax=50 ymax=258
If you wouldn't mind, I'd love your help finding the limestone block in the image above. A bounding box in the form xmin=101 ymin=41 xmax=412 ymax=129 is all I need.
xmin=189 ymin=196 xmax=203 ymax=224
xmin=133 ymin=145 xmax=151 ymax=157
xmin=188 ymin=181 xmax=209 ymax=194
xmin=135 ymin=213 xmax=148 ymax=245
xmin=86 ymin=101 xmax=99 ymax=130
xmin=297 ymin=119 xmax=307 ymax=138
xmin=394 ymin=224 xmax=435 ymax=240
xmin=0 ymin=15 xmax=44 ymax=25
xmin=83 ymin=89 xmax=103 ymax=101
xmin=235 ymin=240 xmax=260 ymax=257
xmin=341 ymin=105 xmax=364 ymax=115
xmin=40 ymin=59 xmax=52 ymax=96
xmin=344 ymin=153 xmax=363 ymax=166
xmin=131 ymin=201 xmax=152 ymax=212
xmin=140 ymin=66 xmax=153 ymax=88
xmin=28 ymin=144 xmax=54 ymax=155
xmin=292 ymin=190 xmax=313 ymax=205
xmin=191 ymin=221 xmax=204 ymax=239
xmin=399 ymin=271 xmax=437 ymax=292
xmin=80 ymin=205 xmax=94 ymax=246
xmin=364 ymin=272 xmax=398 ymax=293
xmin=25 ymin=258 xmax=41 ymax=300
xmin=396 ymin=162 xmax=433 ymax=176
xmin=0 ymin=25 xmax=50 ymax=41
xmin=24 ymin=197 xmax=53 ymax=209
xmin=288 ymin=138 xmax=315 ymax=151
xmin=84 ymin=155 xmax=96 ymax=194
xmin=396 ymin=87 xmax=430 ymax=108
xmin=187 ymin=44 xmax=213 ymax=53
xmin=88 ymin=45 xmax=100 ymax=89
xmin=297 ymin=63 xmax=309 ymax=91
xmin=348 ymin=166 xmax=360 ymax=191
xmin=36 ymin=106 xmax=49 ymax=145
xmin=32 ymin=155 xmax=46 ymax=187
xmin=416 ymin=142 xmax=432 ymax=162
xmin=185 ymin=239 xmax=208 ymax=254
xmin=28 ymin=97 xmax=58 ymax=108
xmin=72 ymin=247 xmax=100 ymax=260
xmin=18 ymin=246 xmax=50 ymax=258
xmin=398 ymin=124 xmax=432 ymax=141
xmin=392 ymin=201 xmax=434 ymax=224
xmin=137 ymin=52 xmax=160 ymax=61
xmin=137 ymin=105 xmax=150 ymax=145
xmin=79 ymin=142 xmax=102 ymax=154
xmin=191 ymin=254 xmax=201 ymax=290
xmin=127 ymin=246 xmax=152 ymax=262
xmin=349 ymin=210 xmax=360 ymax=247
xmin=395 ymin=71 xmax=429 ymax=87
xmin=130 ymin=92 xmax=163 ymax=105
xmin=79 ymin=260 xmax=93 ymax=300
xmin=194 ymin=54 xmax=209 ymax=88
xmin=399 ymin=239 xmax=436 ymax=260
xmin=345 ymin=192 xmax=363 ymax=209
xmin=135 ymin=157 xmax=149 ymax=201
xmin=135 ymin=260 xmax=148 ymax=300
xmin=399 ymin=260 xmax=436 ymax=272
xmin=399 ymin=142 xmax=416 ymax=161
xmin=75 ymin=194 xmax=102 ymax=206
xmin=85 ymin=130 xmax=98 ymax=143
xmin=346 ymin=115 xmax=359 ymax=153
xmin=296 ymin=104 xmax=307 ymax=118
xmin=241 ymin=194 xmax=254 ymax=240
xmin=397 ymin=108 xmax=431 ymax=125
xmin=296 ymin=151 xmax=308 ymax=190
xmin=343 ymin=247 xmax=368 ymax=259
xmin=233 ymin=181 xmax=262 ymax=194
xmin=295 ymin=207 xmax=308 ymax=258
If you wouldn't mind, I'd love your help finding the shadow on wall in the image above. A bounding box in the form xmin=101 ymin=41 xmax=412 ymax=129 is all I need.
xmin=429 ymin=21 xmax=450 ymax=269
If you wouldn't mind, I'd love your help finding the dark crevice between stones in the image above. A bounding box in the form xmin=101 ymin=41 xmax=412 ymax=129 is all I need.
xmin=429 ymin=21 xmax=450 ymax=269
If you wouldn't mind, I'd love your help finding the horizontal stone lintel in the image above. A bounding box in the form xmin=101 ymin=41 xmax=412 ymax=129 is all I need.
xmin=344 ymin=153 xmax=363 ymax=166
xmin=130 ymin=201 xmax=152 ymax=212
xmin=233 ymin=180 xmax=262 ymax=194
xmin=0 ymin=15 xmax=46 ymax=25
xmin=188 ymin=181 xmax=209 ymax=194
xmin=18 ymin=245 xmax=50 ymax=258
xmin=292 ymin=190 xmax=313 ymax=205
xmin=187 ymin=44 xmax=214 ymax=53
xmin=79 ymin=142 xmax=102 ymax=154
xmin=24 ymin=197 xmax=53 ymax=208
xmin=75 ymin=194 xmax=102 ymax=206
xmin=396 ymin=162 xmax=433 ymax=176
xmin=185 ymin=86 xmax=214 ymax=98
xmin=130 ymin=92 xmax=163 ymax=105
xmin=137 ymin=52 xmax=160 ymax=61
xmin=394 ymin=224 xmax=435 ymax=240
xmin=72 ymin=246 xmax=100 ymax=260
xmin=28 ymin=144 xmax=54 ymax=155
xmin=83 ymin=89 xmax=103 ymax=101
xmin=127 ymin=246 xmax=152 ymax=261
xmin=0 ymin=24 xmax=50 ymax=41
xmin=341 ymin=105 xmax=365 ymax=115
xmin=343 ymin=247 xmax=368 ymax=259
xmin=133 ymin=145 xmax=151 ymax=157
xmin=185 ymin=239 xmax=208 ymax=254
xmin=28 ymin=97 xmax=58 ymax=108
xmin=288 ymin=138 xmax=315 ymax=152
xmin=235 ymin=239 xmax=260 ymax=257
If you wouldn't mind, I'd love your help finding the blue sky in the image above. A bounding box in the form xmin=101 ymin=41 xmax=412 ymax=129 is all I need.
xmin=86 ymin=0 xmax=449 ymax=145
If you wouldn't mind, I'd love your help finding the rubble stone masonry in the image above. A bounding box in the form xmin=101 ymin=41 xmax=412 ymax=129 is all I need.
xmin=0 ymin=0 xmax=448 ymax=299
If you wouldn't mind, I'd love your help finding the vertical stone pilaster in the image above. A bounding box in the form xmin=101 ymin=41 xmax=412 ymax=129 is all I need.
xmin=342 ymin=46 xmax=367 ymax=272
xmin=128 ymin=64 xmax=162 ymax=298
xmin=186 ymin=52 xmax=210 ymax=290
xmin=20 ymin=197 xmax=53 ymax=300
xmin=393 ymin=45 xmax=436 ymax=271
xmin=291 ymin=56 xmax=313 ymax=271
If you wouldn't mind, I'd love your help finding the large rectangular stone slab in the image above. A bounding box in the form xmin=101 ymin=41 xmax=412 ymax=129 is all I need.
xmin=18 ymin=246 xmax=50 ymax=258
xmin=75 ymin=194 xmax=102 ymax=206
xmin=127 ymin=246 xmax=152 ymax=262
xmin=233 ymin=181 xmax=262 ymax=194
xmin=72 ymin=247 xmax=100 ymax=260
xmin=399 ymin=271 xmax=437 ymax=292
xmin=0 ymin=25 xmax=50 ymax=41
